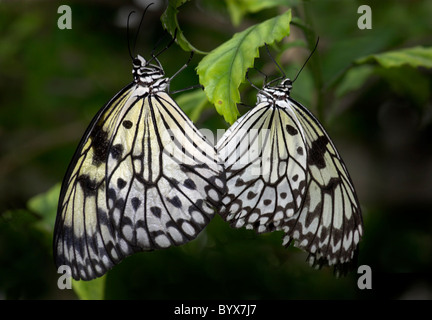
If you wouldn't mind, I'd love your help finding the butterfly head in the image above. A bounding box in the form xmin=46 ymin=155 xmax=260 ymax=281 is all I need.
xmin=258 ymin=77 xmax=293 ymax=103
xmin=132 ymin=55 xmax=167 ymax=89
xmin=280 ymin=78 xmax=293 ymax=90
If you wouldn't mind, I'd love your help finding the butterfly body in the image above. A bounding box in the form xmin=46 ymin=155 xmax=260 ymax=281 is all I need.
xmin=54 ymin=53 xmax=225 ymax=280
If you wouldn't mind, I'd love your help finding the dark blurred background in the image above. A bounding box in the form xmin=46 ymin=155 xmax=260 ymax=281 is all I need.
xmin=0 ymin=0 xmax=431 ymax=299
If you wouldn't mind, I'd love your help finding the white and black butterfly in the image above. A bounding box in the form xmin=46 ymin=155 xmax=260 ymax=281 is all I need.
xmin=53 ymin=21 xmax=225 ymax=280
xmin=217 ymin=42 xmax=363 ymax=272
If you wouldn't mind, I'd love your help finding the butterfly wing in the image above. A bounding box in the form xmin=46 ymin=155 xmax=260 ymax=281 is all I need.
xmin=54 ymin=83 xmax=134 ymax=280
xmin=217 ymin=96 xmax=362 ymax=271
xmin=216 ymin=101 xmax=308 ymax=232
xmin=281 ymin=98 xmax=363 ymax=270
xmin=54 ymin=86 xmax=224 ymax=280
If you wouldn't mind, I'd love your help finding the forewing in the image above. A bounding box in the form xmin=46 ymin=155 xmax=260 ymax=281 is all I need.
xmin=54 ymin=84 xmax=135 ymax=280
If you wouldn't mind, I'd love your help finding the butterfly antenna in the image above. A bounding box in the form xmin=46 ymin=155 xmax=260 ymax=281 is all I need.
xmin=264 ymin=42 xmax=286 ymax=78
xmin=251 ymin=67 xmax=269 ymax=86
xmin=148 ymin=28 xmax=178 ymax=64
xmin=292 ymin=37 xmax=319 ymax=83
xmin=131 ymin=3 xmax=154 ymax=59
xmin=150 ymin=30 xmax=168 ymax=57
xmin=246 ymin=68 xmax=261 ymax=92
xmin=127 ymin=11 xmax=136 ymax=60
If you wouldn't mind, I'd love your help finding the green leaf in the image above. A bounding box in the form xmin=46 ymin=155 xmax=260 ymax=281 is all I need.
xmin=355 ymin=46 xmax=432 ymax=69
xmin=176 ymin=89 xmax=209 ymax=122
xmin=225 ymin=0 xmax=298 ymax=26
xmin=161 ymin=0 xmax=207 ymax=54
xmin=72 ymin=275 xmax=106 ymax=300
xmin=335 ymin=65 xmax=375 ymax=98
xmin=197 ymin=9 xmax=292 ymax=124
xmin=27 ymin=183 xmax=60 ymax=233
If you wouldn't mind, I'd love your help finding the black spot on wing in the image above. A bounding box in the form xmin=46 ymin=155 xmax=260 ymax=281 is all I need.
xmin=150 ymin=206 xmax=162 ymax=218
xmin=122 ymin=120 xmax=133 ymax=129
xmin=107 ymin=188 xmax=117 ymax=201
xmin=168 ymin=196 xmax=182 ymax=208
xmin=235 ymin=178 xmax=246 ymax=187
xmin=263 ymin=199 xmax=272 ymax=205
xmin=247 ymin=191 xmax=257 ymax=200
xmin=286 ymin=124 xmax=298 ymax=136
xmin=308 ymin=136 xmax=329 ymax=169
xmin=183 ymin=179 xmax=197 ymax=190
xmin=117 ymin=178 xmax=126 ymax=189
xmin=322 ymin=177 xmax=342 ymax=194
xmin=90 ymin=126 xmax=109 ymax=166
xmin=297 ymin=146 xmax=304 ymax=155
xmin=111 ymin=144 xmax=124 ymax=160
xmin=131 ymin=197 xmax=141 ymax=211
xmin=114 ymin=198 xmax=125 ymax=210
xmin=77 ymin=174 xmax=98 ymax=196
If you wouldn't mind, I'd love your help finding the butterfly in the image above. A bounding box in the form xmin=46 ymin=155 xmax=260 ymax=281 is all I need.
xmin=216 ymin=42 xmax=363 ymax=273
xmin=53 ymin=28 xmax=225 ymax=280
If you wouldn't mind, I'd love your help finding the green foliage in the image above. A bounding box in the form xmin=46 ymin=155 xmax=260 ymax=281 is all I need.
xmin=161 ymin=0 xmax=206 ymax=54
xmin=334 ymin=65 xmax=374 ymax=98
xmin=355 ymin=46 xmax=432 ymax=69
xmin=163 ymin=1 xmax=293 ymax=124
xmin=72 ymin=276 xmax=106 ymax=300
xmin=0 ymin=206 xmax=53 ymax=299
xmin=27 ymin=183 xmax=60 ymax=233
xmin=176 ymin=90 xmax=209 ymax=122
xmin=197 ymin=9 xmax=292 ymax=124
xmin=224 ymin=0 xmax=299 ymax=26
xmin=334 ymin=46 xmax=432 ymax=108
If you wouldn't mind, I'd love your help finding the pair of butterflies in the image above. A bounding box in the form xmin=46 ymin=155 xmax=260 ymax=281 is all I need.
xmin=53 ymin=36 xmax=363 ymax=281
